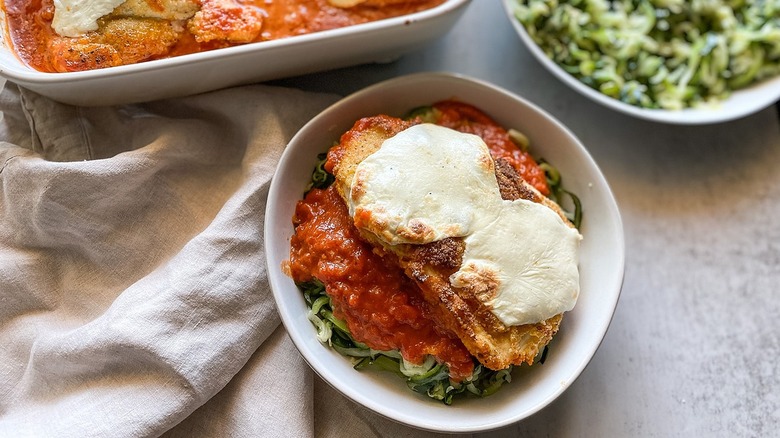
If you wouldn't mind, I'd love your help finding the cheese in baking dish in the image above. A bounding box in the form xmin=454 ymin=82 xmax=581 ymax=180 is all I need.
xmin=52 ymin=0 xmax=126 ymax=37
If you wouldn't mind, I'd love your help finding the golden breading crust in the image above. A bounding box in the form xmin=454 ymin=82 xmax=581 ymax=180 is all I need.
xmin=326 ymin=115 xmax=574 ymax=371
xmin=113 ymin=0 xmax=200 ymax=20
xmin=49 ymin=18 xmax=182 ymax=71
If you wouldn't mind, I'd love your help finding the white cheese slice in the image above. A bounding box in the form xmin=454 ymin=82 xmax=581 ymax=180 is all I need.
xmin=348 ymin=122 xmax=582 ymax=326
xmin=450 ymin=198 xmax=582 ymax=326
xmin=52 ymin=0 xmax=126 ymax=37
xmin=348 ymin=123 xmax=499 ymax=245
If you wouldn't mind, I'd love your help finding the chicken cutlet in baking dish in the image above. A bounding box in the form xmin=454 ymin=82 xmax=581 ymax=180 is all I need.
xmin=1 ymin=0 xmax=445 ymax=72
xmin=285 ymin=100 xmax=583 ymax=403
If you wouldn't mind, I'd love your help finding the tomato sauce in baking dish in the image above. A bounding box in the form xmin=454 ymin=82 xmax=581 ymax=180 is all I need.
xmin=285 ymin=101 xmax=552 ymax=383
xmin=1 ymin=0 xmax=445 ymax=72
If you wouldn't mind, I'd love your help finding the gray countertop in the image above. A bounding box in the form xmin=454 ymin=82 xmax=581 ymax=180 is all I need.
xmin=273 ymin=1 xmax=780 ymax=436
xmin=2 ymin=1 xmax=775 ymax=436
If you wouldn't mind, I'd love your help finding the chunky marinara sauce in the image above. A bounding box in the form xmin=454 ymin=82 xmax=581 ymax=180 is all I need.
xmin=287 ymin=101 xmax=548 ymax=381
xmin=288 ymin=186 xmax=476 ymax=381
xmin=2 ymin=0 xmax=445 ymax=72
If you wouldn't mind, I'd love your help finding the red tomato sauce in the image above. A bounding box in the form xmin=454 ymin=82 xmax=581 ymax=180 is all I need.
xmin=287 ymin=185 xmax=475 ymax=381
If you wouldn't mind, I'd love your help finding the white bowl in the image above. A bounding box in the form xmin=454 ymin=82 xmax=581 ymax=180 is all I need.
xmin=265 ymin=72 xmax=624 ymax=433
xmin=0 ymin=1 xmax=469 ymax=106
xmin=501 ymin=0 xmax=780 ymax=125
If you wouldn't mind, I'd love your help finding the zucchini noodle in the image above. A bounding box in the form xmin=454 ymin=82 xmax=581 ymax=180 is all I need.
xmin=539 ymin=160 xmax=583 ymax=229
xmin=511 ymin=0 xmax=780 ymax=110
xmin=305 ymin=152 xmax=335 ymax=194
xmin=297 ymin=279 xmax=516 ymax=405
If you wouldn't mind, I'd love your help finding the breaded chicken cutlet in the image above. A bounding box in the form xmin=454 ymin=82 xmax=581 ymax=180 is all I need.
xmin=325 ymin=114 xmax=577 ymax=371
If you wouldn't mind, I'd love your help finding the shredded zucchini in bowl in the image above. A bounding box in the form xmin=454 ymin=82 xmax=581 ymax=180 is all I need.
xmin=298 ymin=279 xmax=519 ymax=405
xmin=511 ymin=0 xmax=780 ymax=110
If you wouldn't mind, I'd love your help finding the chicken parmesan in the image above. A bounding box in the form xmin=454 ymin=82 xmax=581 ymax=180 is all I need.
xmin=285 ymin=100 xmax=582 ymax=403
xmin=1 ymin=0 xmax=445 ymax=72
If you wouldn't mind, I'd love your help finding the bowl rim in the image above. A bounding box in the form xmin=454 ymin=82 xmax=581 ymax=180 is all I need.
xmin=500 ymin=0 xmax=780 ymax=125
xmin=0 ymin=0 xmax=470 ymax=83
xmin=265 ymin=71 xmax=625 ymax=432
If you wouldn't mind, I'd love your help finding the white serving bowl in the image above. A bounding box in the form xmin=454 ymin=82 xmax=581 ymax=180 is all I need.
xmin=265 ymin=72 xmax=624 ymax=433
xmin=0 ymin=1 xmax=469 ymax=106
xmin=502 ymin=0 xmax=780 ymax=125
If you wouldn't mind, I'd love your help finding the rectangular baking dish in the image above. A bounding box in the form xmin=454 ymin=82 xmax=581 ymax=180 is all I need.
xmin=0 ymin=0 xmax=470 ymax=106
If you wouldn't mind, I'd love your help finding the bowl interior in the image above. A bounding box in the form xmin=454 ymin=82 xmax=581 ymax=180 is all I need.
xmin=501 ymin=0 xmax=780 ymax=124
xmin=265 ymin=72 xmax=624 ymax=432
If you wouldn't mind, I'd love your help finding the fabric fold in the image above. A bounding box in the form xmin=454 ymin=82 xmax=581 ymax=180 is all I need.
xmin=0 ymin=83 xmax=338 ymax=437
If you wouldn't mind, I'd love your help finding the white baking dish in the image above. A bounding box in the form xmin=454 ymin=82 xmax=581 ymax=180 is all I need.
xmin=0 ymin=1 xmax=470 ymax=106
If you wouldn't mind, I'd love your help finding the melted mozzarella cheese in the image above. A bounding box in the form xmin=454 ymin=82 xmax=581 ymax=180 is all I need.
xmin=348 ymin=123 xmax=582 ymax=326
xmin=348 ymin=124 xmax=499 ymax=245
xmin=52 ymin=0 xmax=126 ymax=37
xmin=450 ymin=199 xmax=581 ymax=326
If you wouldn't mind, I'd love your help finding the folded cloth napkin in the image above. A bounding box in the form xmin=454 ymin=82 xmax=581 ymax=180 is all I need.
xmin=0 ymin=82 xmax=338 ymax=437
xmin=0 ymin=82 xmax=457 ymax=438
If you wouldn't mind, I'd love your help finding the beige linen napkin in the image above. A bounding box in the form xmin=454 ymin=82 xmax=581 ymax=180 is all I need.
xmin=0 ymin=82 xmax=338 ymax=437
xmin=0 ymin=82 xmax=458 ymax=438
